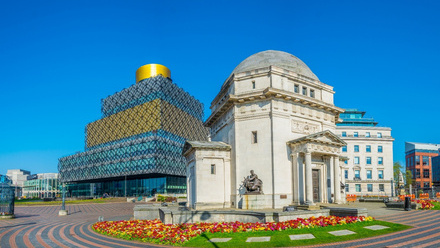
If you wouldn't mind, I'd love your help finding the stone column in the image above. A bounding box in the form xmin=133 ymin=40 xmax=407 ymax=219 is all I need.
xmin=291 ymin=153 xmax=300 ymax=204
xmin=305 ymin=152 xmax=314 ymax=205
xmin=334 ymin=156 xmax=341 ymax=204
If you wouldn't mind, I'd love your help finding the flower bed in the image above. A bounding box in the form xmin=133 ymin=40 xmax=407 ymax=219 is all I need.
xmin=92 ymin=216 xmax=373 ymax=245
xmin=414 ymin=199 xmax=437 ymax=210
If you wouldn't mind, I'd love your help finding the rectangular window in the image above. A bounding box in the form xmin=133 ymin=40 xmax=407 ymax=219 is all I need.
xmin=379 ymin=184 xmax=384 ymax=192
xmin=367 ymin=170 xmax=372 ymax=179
xmin=342 ymin=132 xmax=347 ymax=137
xmin=423 ymin=169 xmax=430 ymax=178
xmin=252 ymin=131 xmax=258 ymax=144
xmin=416 ymin=156 xmax=420 ymax=165
xmin=366 ymin=157 xmax=371 ymax=165
xmin=367 ymin=184 xmax=373 ymax=192
xmin=345 ymin=184 xmax=349 ymax=192
xmin=345 ymin=170 xmax=348 ymax=179
xmin=310 ymin=89 xmax=315 ymax=98
xmin=365 ymin=132 xmax=370 ymax=138
xmin=354 ymin=145 xmax=359 ymax=152
xmin=344 ymin=160 xmax=348 ymax=164
xmin=354 ymin=132 xmax=359 ymax=137
xmin=355 ymin=170 xmax=360 ymax=179
xmin=416 ymin=169 xmax=420 ymax=178
xmin=416 ymin=182 xmax=421 ymax=188
xmin=424 ymin=182 xmax=430 ymax=188
xmin=377 ymin=132 xmax=382 ymax=138
xmin=342 ymin=146 xmax=347 ymax=152
xmin=378 ymin=157 xmax=383 ymax=165
xmin=294 ymin=84 xmax=299 ymax=93
xmin=354 ymin=157 xmax=360 ymax=164
xmin=423 ymin=156 xmax=429 ymax=166
xmin=356 ymin=184 xmax=361 ymax=192
xmin=366 ymin=145 xmax=371 ymax=153
xmin=302 ymin=87 xmax=307 ymax=95
xmin=211 ymin=164 xmax=216 ymax=174
xmin=378 ymin=170 xmax=384 ymax=179
xmin=378 ymin=146 xmax=383 ymax=153
xmin=252 ymin=81 xmax=256 ymax=89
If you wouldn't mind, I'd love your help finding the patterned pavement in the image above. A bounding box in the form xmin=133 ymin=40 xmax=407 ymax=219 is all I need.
xmin=1 ymin=202 xmax=440 ymax=247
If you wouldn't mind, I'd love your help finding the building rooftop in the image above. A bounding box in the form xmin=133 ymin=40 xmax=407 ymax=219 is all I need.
xmin=405 ymin=142 xmax=440 ymax=153
xmin=232 ymin=50 xmax=319 ymax=80
xmin=337 ymin=108 xmax=378 ymax=127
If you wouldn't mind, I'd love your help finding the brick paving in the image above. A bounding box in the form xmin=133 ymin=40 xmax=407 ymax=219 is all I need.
xmin=1 ymin=202 xmax=440 ymax=247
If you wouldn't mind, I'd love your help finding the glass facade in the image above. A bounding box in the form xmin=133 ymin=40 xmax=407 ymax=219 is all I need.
xmin=23 ymin=177 xmax=60 ymax=198
xmin=58 ymin=73 xmax=208 ymax=196
xmin=64 ymin=176 xmax=185 ymax=197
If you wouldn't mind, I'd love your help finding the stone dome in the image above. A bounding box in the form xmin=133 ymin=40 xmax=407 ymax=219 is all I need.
xmin=232 ymin=50 xmax=319 ymax=80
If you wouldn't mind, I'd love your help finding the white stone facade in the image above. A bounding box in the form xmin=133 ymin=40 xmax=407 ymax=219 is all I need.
xmin=335 ymin=126 xmax=394 ymax=196
xmin=185 ymin=51 xmax=348 ymax=210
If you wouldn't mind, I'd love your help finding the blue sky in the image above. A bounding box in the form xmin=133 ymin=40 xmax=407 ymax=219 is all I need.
xmin=1 ymin=0 xmax=439 ymax=175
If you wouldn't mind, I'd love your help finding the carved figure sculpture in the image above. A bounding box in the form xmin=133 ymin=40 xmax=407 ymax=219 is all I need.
xmin=242 ymin=170 xmax=263 ymax=194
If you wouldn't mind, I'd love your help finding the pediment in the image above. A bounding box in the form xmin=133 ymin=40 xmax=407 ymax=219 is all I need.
xmin=287 ymin=130 xmax=346 ymax=147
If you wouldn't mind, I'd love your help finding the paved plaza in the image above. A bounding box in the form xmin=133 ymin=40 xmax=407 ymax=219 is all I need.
xmin=1 ymin=202 xmax=440 ymax=247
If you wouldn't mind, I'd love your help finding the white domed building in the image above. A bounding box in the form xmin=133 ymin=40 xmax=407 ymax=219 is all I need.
xmin=183 ymin=50 xmax=347 ymax=210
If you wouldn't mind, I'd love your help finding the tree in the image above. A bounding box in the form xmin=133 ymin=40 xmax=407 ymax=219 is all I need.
xmin=393 ymin=162 xmax=403 ymax=182
xmin=405 ymin=170 xmax=413 ymax=187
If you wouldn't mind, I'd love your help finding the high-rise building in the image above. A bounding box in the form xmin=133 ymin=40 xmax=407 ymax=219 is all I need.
xmin=405 ymin=142 xmax=440 ymax=189
xmin=336 ymin=109 xmax=394 ymax=196
xmin=58 ymin=64 xmax=208 ymax=197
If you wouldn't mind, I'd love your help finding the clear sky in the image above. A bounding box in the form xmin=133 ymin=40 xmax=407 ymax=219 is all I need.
xmin=1 ymin=0 xmax=439 ymax=175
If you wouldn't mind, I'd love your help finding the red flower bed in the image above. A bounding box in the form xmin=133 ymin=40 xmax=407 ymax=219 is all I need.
xmin=413 ymin=199 xmax=437 ymax=210
xmin=92 ymin=215 xmax=373 ymax=245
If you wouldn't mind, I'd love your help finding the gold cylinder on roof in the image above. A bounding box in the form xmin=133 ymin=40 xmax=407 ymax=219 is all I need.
xmin=136 ymin=64 xmax=171 ymax=83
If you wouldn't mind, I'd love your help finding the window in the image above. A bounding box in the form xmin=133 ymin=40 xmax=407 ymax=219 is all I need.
xmin=211 ymin=164 xmax=216 ymax=174
xmin=302 ymin=87 xmax=307 ymax=95
xmin=423 ymin=169 xmax=430 ymax=178
xmin=416 ymin=156 xmax=420 ymax=165
xmin=354 ymin=145 xmax=359 ymax=152
xmin=354 ymin=132 xmax=359 ymax=137
xmin=252 ymin=131 xmax=258 ymax=144
xmin=344 ymin=160 xmax=348 ymax=164
xmin=423 ymin=156 xmax=429 ymax=166
xmin=416 ymin=169 xmax=420 ymax=178
xmin=378 ymin=170 xmax=384 ymax=179
xmin=252 ymin=81 xmax=256 ymax=89
xmin=342 ymin=132 xmax=347 ymax=137
xmin=367 ymin=184 xmax=373 ymax=192
xmin=379 ymin=184 xmax=384 ymax=192
xmin=424 ymin=182 xmax=430 ymax=188
xmin=378 ymin=157 xmax=383 ymax=165
xmin=366 ymin=145 xmax=371 ymax=153
xmin=378 ymin=146 xmax=383 ymax=153
xmin=416 ymin=182 xmax=421 ymax=188
xmin=367 ymin=170 xmax=372 ymax=179
xmin=345 ymin=184 xmax=349 ymax=192
xmin=377 ymin=132 xmax=382 ymax=138
xmin=294 ymin=84 xmax=299 ymax=93
xmin=345 ymin=170 xmax=348 ymax=179
xmin=366 ymin=157 xmax=371 ymax=165
xmin=310 ymin=89 xmax=315 ymax=98
xmin=355 ymin=184 xmax=361 ymax=192
xmin=355 ymin=170 xmax=360 ymax=179
xmin=354 ymin=157 xmax=360 ymax=164
xmin=365 ymin=132 xmax=370 ymax=138
xmin=342 ymin=146 xmax=347 ymax=152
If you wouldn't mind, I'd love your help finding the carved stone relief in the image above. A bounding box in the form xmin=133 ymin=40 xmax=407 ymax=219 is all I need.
xmin=291 ymin=120 xmax=320 ymax=134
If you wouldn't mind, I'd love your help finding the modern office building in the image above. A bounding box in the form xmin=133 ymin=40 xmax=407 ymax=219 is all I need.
xmin=58 ymin=64 xmax=208 ymax=197
xmin=336 ymin=109 xmax=394 ymax=196
xmin=6 ymin=169 xmax=31 ymax=197
xmin=405 ymin=142 xmax=440 ymax=189
xmin=22 ymin=173 xmax=60 ymax=198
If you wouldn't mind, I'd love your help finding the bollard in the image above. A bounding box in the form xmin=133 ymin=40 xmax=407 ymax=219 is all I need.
xmin=404 ymin=196 xmax=411 ymax=211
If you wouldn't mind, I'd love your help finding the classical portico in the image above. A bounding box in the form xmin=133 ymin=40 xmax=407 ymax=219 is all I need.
xmin=288 ymin=131 xmax=346 ymax=206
